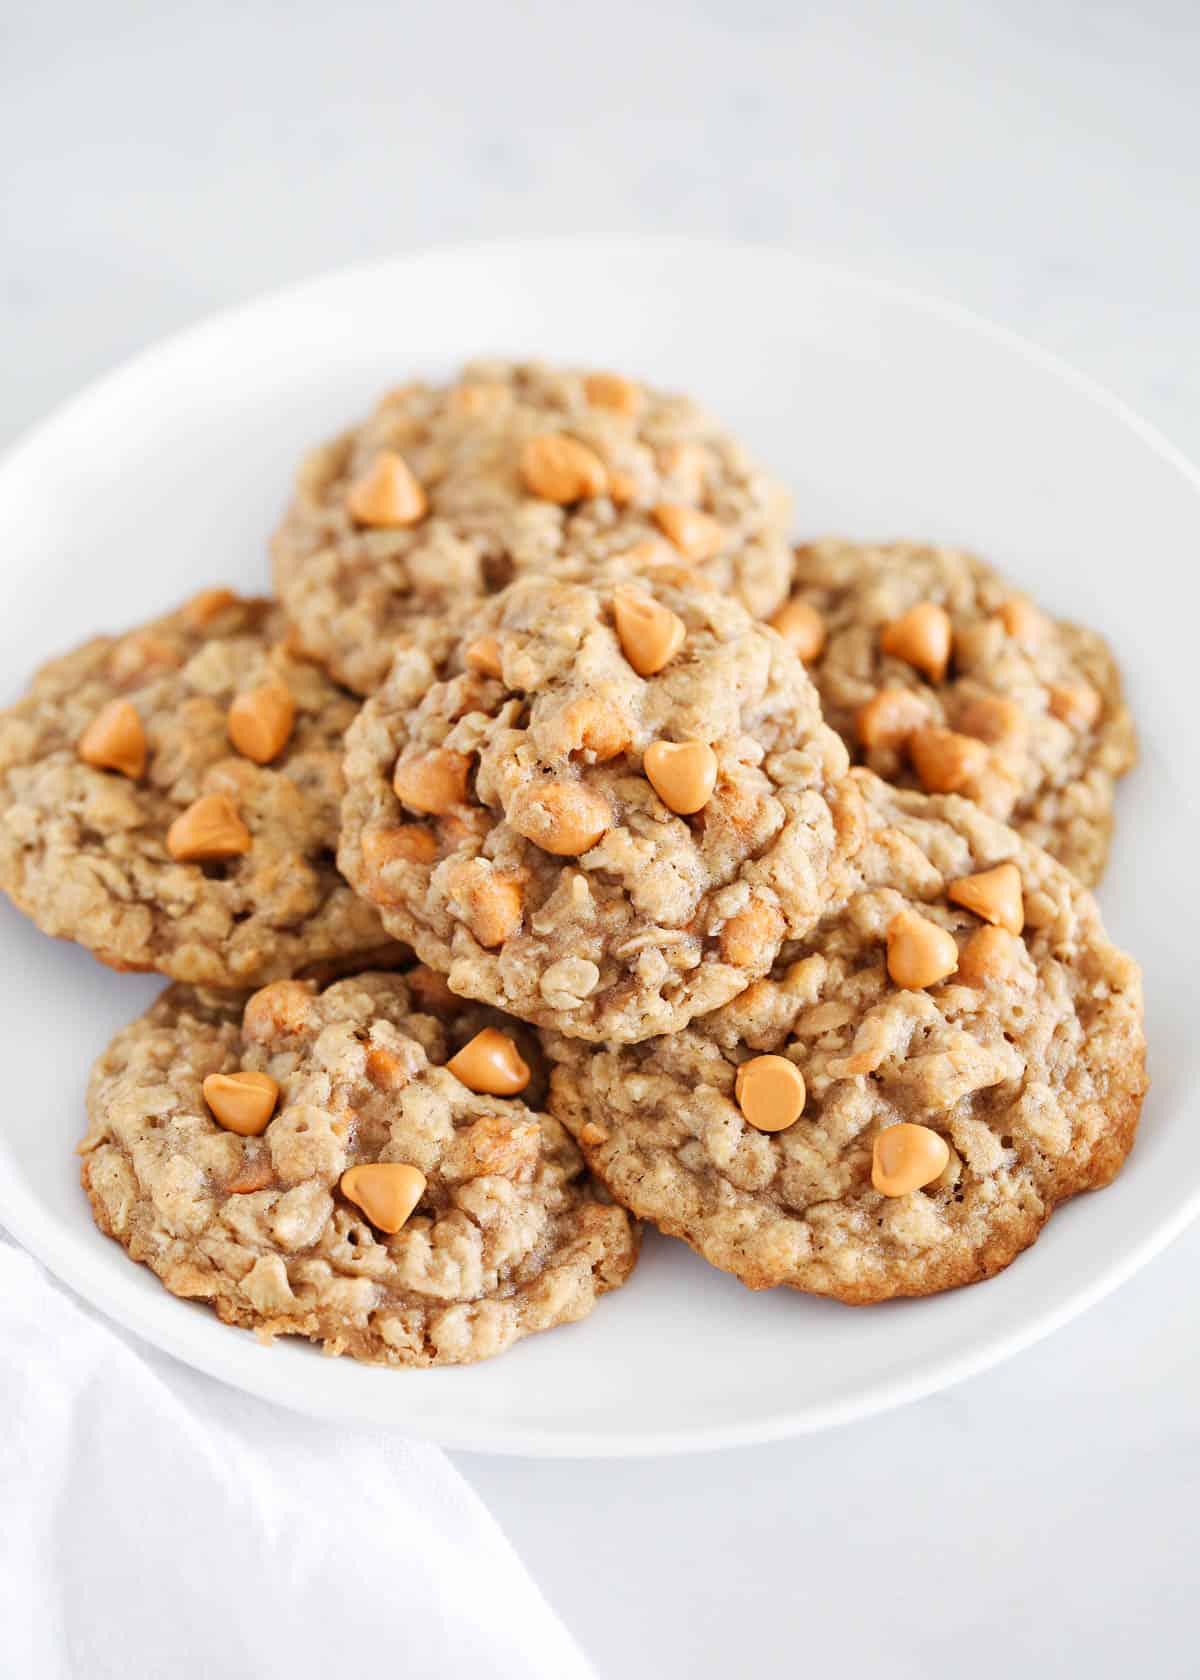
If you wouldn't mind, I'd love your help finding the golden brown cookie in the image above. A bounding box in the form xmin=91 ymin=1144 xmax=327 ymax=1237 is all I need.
xmin=80 ymin=970 xmax=637 ymax=1366
xmin=272 ymin=359 xmax=794 ymax=695
xmin=0 ymin=592 xmax=387 ymax=985
xmin=339 ymin=568 xmax=857 ymax=1042
xmin=779 ymin=539 xmax=1136 ymax=883
xmin=543 ymin=771 xmax=1146 ymax=1302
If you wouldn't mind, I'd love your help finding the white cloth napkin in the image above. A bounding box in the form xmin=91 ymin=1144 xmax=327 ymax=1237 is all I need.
xmin=0 ymin=1243 xmax=595 ymax=1680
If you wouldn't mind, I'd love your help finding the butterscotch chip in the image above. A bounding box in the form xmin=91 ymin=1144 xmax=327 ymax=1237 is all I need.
xmin=998 ymin=595 xmax=1046 ymax=645
xmin=856 ymin=688 xmax=930 ymax=753
xmin=0 ymin=594 xmax=388 ymax=984
xmin=643 ymin=740 xmax=718 ymax=815
xmin=228 ymin=682 xmax=296 ymax=765
xmin=442 ymin=861 xmax=524 ymax=948
xmin=770 ymin=599 xmax=826 ymax=662
xmin=339 ymin=571 xmax=852 ymax=1042
xmin=557 ymin=697 xmax=633 ymax=762
xmin=363 ymin=825 xmax=440 ymax=871
xmin=80 ymin=974 xmax=638 ymax=1365
xmin=465 ymin=635 xmax=504 ymax=677
xmin=885 ymin=907 xmax=959 ymax=989
xmin=544 ymin=770 xmax=1146 ymax=1301
xmin=450 ymin=381 xmax=510 ymax=417
xmin=955 ymin=693 xmax=1026 ymax=747
xmin=653 ymin=503 xmax=723 ymax=562
xmin=509 ymin=780 xmax=612 ymax=856
xmin=957 ymin=923 xmax=1024 ymax=985
xmin=340 ymin=1162 xmax=426 ymax=1233
xmin=520 ymin=433 xmax=608 ymax=503
xmin=346 ymin=450 xmax=428 ymax=527
xmin=880 ymin=601 xmax=952 ymax=682
xmin=910 ymin=726 xmax=989 ymax=795
xmin=244 ymin=979 xmax=317 ymax=1042
xmin=364 ymin=1043 xmax=410 ymax=1090
xmin=446 ymin=1027 xmax=531 ymax=1095
xmin=1048 ymin=683 xmax=1102 ymax=730
xmin=202 ymin=1070 xmax=279 ymax=1136
xmin=871 ymin=1124 xmax=950 ymax=1196
xmin=393 ymin=749 xmax=472 ymax=816
xmin=166 ymin=794 xmax=251 ymax=862
xmin=271 ymin=359 xmax=793 ymax=695
xmin=78 ymin=699 xmax=147 ymax=780
xmin=183 ymin=588 xmax=239 ymax=628
xmin=947 ymin=862 xmax=1024 ymax=934
xmin=583 ymin=372 xmax=641 ymax=415
xmin=734 ymin=1054 xmax=806 ymax=1133
xmin=719 ymin=899 xmax=786 ymax=967
xmin=358 ymin=826 xmax=440 ymax=909
xmin=782 ymin=540 xmax=1136 ymax=884
xmin=613 ymin=587 xmax=686 ymax=677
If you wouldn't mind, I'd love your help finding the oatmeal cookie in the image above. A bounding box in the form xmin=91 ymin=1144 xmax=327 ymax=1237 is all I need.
xmin=544 ymin=770 xmax=1146 ymax=1302
xmin=272 ymin=359 xmax=793 ymax=695
xmin=0 ymin=591 xmax=388 ymax=985
xmin=80 ymin=970 xmax=637 ymax=1366
xmin=339 ymin=569 xmax=856 ymax=1042
xmin=777 ymin=539 xmax=1136 ymax=883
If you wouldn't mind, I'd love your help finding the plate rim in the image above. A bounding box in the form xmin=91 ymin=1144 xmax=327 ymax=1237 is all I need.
xmin=1 ymin=234 xmax=1196 ymax=1457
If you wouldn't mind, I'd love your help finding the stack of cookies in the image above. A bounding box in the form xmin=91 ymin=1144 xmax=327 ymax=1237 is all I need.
xmin=0 ymin=360 xmax=1147 ymax=1366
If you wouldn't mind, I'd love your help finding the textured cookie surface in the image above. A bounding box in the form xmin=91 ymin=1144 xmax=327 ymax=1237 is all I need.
xmin=0 ymin=592 xmax=387 ymax=985
xmin=340 ymin=569 xmax=855 ymax=1042
xmin=544 ymin=771 xmax=1146 ymax=1302
xmin=783 ymin=540 xmax=1136 ymax=883
xmin=81 ymin=971 xmax=637 ymax=1366
xmin=272 ymin=359 xmax=793 ymax=695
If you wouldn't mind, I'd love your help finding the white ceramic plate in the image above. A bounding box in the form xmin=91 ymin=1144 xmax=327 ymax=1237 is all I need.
xmin=0 ymin=238 xmax=1194 ymax=1456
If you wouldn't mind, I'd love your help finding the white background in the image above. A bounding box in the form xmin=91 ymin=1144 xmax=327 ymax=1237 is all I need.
xmin=4 ymin=2 xmax=1199 ymax=1675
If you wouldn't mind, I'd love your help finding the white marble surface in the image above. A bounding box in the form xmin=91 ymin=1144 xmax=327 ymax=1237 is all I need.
xmin=4 ymin=2 xmax=1199 ymax=1675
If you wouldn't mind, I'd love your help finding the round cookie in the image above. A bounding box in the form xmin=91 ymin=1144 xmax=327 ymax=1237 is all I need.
xmin=80 ymin=970 xmax=637 ymax=1367
xmin=272 ymin=358 xmax=793 ymax=695
xmin=339 ymin=568 xmax=856 ymax=1043
xmin=0 ymin=591 xmax=388 ymax=986
xmin=778 ymin=539 xmax=1136 ymax=884
xmin=543 ymin=770 xmax=1146 ymax=1303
